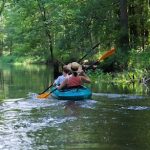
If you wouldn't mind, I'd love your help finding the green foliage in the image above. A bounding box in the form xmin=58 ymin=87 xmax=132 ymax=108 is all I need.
xmin=0 ymin=0 xmax=149 ymax=70
xmin=0 ymin=55 xmax=46 ymax=64
xmin=1 ymin=0 xmax=118 ymax=63
xmin=89 ymin=47 xmax=150 ymax=85
xmin=128 ymin=48 xmax=150 ymax=70
xmin=0 ymin=55 xmax=16 ymax=63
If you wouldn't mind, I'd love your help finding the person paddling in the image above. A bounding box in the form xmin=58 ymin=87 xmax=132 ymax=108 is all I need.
xmin=53 ymin=65 xmax=70 ymax=86
xmin=57 ymin=62 xmax=91 ymax=90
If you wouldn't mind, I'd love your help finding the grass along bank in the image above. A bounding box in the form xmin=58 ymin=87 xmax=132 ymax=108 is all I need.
xmin=88 ymin=48 xmax=150 ymax=95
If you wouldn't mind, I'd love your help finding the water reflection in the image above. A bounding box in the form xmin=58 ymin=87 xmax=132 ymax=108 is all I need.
xmin=92 ymin=79 xmax=150 ymax=96
xmin=0 ymin=64 xmax=53 ymax=100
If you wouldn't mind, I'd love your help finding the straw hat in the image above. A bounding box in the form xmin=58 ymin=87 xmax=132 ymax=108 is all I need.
xmin=67 ymin=62 xmax=82 ymax=73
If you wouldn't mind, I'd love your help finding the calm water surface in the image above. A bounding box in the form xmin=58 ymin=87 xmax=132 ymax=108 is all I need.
xmin=0 ymin=64 xmax=150 ymax=150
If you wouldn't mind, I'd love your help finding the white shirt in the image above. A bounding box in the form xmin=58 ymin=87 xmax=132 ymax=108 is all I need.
xmin=54 ymin=75 xmax=67 ymax=85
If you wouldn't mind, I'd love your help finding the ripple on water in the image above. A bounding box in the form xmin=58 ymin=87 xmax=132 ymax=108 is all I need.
xmin=92 ymin=92 xmax=144 ymax=100
xmin=121 ymin=106 xmax=150 ymax=110
xmin=77 ymin=99 xmax=97 ymax=109
xmin=0 ymin=96 xmax=81 ymax=149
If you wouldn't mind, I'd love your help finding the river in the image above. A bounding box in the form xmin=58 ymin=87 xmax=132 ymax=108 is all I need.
xmin=0 ymin=63 xmax=150 ymax=150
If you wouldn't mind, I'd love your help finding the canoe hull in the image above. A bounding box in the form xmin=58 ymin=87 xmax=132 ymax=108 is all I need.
xmin=51 ymin=86 xmax=92 ymax=100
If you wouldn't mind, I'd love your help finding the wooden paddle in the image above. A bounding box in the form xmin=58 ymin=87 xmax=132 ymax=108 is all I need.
xmin=99 ymin=47 xmax=115 ymax=61
xmin=78 ymin=42 xmax=100 ymax=63
xmin=38 ymin=84 xmax=53 ymax=95
xmin=37 ymin=88 xmax=57 ymax=99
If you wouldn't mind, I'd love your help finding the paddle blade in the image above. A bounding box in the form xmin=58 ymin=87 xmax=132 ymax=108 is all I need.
xmin=37 ymin=92 xmax=50 ymax=99
xmin=37 ymin=88 xmax=57 ymax=99
xmin=99 ymin=48 xmax=115 ymax=61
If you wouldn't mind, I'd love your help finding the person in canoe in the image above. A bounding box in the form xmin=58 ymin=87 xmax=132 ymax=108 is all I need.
xmin=57 ymin=62 xmax=91 ymax=90
xmin=53 ymin=65 xmax=70 ymax=86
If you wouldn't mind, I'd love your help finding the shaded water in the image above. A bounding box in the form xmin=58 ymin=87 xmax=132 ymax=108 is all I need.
xmin=0 ymin=64 xmax=150 ymax=150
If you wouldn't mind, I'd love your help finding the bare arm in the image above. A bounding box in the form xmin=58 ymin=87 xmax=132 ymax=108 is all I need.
xmin=57 ymin=78 xmax=67 ymax=90
xmin=80 ymin=71 xmax=91 ymax=83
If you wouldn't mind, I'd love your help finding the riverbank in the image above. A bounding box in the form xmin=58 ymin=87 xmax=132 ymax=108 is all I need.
xmin=89 ymin=48 xmax=150 ymax=82
xmin=0 ymin=58 xmax=149 ymax=96
xmin=0 ymin=49 xmax=150 ymax=86
xmin=0 ymin=55 xmax=46 ymax=65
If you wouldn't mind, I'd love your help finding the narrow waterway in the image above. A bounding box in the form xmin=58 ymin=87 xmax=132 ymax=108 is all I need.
xmin=0 ymin=63 xmax=150 ymax=150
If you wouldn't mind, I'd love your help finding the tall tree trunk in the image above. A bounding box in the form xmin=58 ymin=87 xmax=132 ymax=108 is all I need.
xmin=37 ymin=0 xmax=53 ymax=63
xmin=0 ymin=0 xmax=5 ymax=16
xmin=140 ymin=17 xmax=145 ymax=50
xmin=119 ymin=0 xmax=129 ymax=51
xmin=140 ymin=0 xmax=149 ymax=51
xmin=9 ymin=39 xmax=12 ymax=55
xmin=0 ymin=0 xmax=5 ymax=56
xmin=0 ymin=40 xmax=3 ymax=56
xmin=128 ymin=2 xmax=138 ymax=48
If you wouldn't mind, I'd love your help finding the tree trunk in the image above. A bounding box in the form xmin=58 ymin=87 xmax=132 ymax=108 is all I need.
xmin=141 ymin=20 xmax=145 ymax=50
xmin=0 ymin=40 xmax=3 ymax=56
xmin=0 ymin=0 xmax=5 ymax=16
xmin=119 ymin=0 xmax=129 ymax=51
xmin=140 ymin=1 xmax=149 ymax=51
xmin=128 ymin=2 xmax=138 ymax=48
xmin=37 ymin=0 xmax=54 ymax=63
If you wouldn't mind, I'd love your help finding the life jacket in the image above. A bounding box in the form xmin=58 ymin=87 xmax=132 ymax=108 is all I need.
xmin=67 ymin=75 xmax=82 ymax=87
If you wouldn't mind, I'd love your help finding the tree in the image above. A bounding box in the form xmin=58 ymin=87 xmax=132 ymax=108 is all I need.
xmin=36 ymin=0 xmax=54 ymax=63
xmin=128 ymin=0 xmax=150 ymax=50
xmin=119 ymin=0 xmax=129 ymax=51
xmin=0 ymin=0 xmax=6 ymax=16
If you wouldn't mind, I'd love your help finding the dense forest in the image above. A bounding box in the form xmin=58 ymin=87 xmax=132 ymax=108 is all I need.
xmin=0 ymin=0 xmax=150 ymax=74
